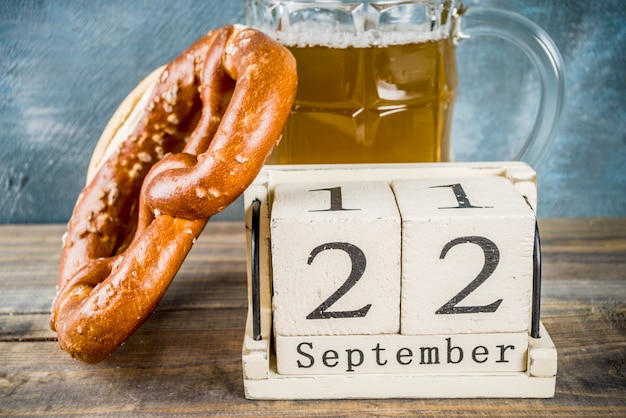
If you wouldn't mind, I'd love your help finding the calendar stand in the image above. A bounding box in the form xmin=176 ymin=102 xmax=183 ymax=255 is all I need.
xmin=241 ymin=162 xmax=557 ymax=400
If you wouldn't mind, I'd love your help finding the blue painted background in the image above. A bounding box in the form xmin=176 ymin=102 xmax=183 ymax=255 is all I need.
xmin=1 ymin=0 xmax=624 ymax=223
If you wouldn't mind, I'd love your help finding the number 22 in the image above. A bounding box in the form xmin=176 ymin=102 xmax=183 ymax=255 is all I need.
xmin=305 ymin=236 xmax=502 ymax=320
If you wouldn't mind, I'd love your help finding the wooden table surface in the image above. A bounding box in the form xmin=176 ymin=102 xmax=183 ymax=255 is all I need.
xmin=1 ymin=218 xmax=625 ymax=416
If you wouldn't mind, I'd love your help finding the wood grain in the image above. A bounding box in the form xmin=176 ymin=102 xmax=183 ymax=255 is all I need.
xmin=1 ymin=219 xmax=625 ymax=416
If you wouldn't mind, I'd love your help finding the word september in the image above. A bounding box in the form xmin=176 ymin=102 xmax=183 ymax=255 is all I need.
xmin=276 ymin=333 xmax=528 ymax=375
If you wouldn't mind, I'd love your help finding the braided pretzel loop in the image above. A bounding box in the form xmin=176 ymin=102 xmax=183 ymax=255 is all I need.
xmin=50 ymin=25 xmax=297 ymax=363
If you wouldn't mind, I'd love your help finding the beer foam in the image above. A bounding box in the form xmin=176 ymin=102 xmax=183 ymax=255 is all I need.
xmin=265 ymin=18 xmax=457 ymax=48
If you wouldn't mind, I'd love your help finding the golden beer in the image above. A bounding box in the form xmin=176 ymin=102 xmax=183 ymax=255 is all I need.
xmin=269 ymin=38 xmax=458 ymax=164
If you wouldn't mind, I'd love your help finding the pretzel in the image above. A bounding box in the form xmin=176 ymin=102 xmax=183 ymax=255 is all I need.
xmin=50 ymin=25 xmax=297 ymax=363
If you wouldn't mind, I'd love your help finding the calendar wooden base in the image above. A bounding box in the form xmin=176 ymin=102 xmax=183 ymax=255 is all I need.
xmin=241 ymin=162 xmax=557 ymax=400
xmin=243 ymin=320 xmax=556 ymax=399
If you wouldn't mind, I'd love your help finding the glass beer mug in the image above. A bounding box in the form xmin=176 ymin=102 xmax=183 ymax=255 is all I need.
xmin=245 ymin=0 xmax=564 ymax=166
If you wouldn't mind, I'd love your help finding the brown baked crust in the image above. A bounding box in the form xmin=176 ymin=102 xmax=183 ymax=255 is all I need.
xmin=143 ymin=27 xmax=298 ymax=219
xmin=50 ymin=25 xmax=297 ymax=363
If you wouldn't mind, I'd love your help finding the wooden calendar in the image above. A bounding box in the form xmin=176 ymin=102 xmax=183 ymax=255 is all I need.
xmin=241 ymin=162 xmax=557 ymax=400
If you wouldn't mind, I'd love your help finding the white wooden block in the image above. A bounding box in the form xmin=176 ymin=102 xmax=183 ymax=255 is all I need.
xmin=276 ymin=332 xmax=528 ymax=375
xmin=392 ymin=176 xmax=536 ymax=335
xmin=528 ymin=323 xmax=558 ymax=377
xmin=271 ymin=181 xmax=401 ymax=336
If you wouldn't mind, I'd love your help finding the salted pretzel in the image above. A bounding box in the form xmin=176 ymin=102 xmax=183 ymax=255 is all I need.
xmin=50 ymin=25 xmax=297 ymax=363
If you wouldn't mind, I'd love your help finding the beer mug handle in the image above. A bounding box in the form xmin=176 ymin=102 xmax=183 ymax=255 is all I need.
xmin=460 ymin=8 xmax=565 ymax=166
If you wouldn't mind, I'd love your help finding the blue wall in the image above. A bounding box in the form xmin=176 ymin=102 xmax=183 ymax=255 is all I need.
xmin=1 ymin=0 xmax=624 ymax=223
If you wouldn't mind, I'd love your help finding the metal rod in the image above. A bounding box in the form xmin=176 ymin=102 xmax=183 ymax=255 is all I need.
xmin=251 ymin=198 xmax=262 ymax=341
xmin=531 ymin=220 xmax=542 ymax=339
